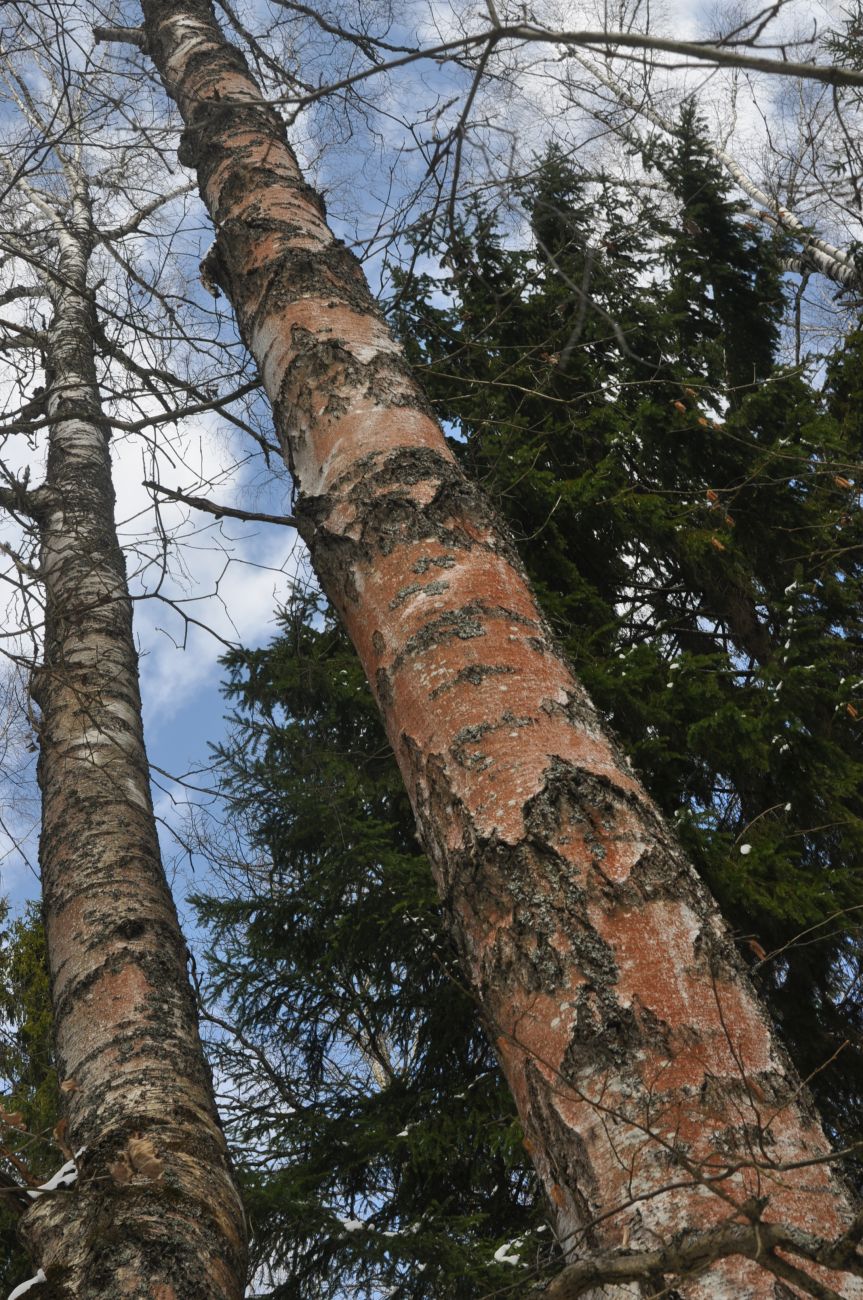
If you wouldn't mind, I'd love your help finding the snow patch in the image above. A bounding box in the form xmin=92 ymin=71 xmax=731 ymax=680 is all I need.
xmin=7 ymin=1271 xmax=47 ymax=1299
xmin=26 ymin=1150 xmax=83 ymax=1199
xmin=493 ymin=1238 xmax=524 ymax=1266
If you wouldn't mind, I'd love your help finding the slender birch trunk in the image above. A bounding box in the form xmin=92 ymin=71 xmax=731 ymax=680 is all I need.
xmin=567 ymin=47 xmax=861 ymax=291
xmin=13 ymin=182 xmax=246 ymax=1297
xmin=138 ymin=4 xmax=862 ymax=1292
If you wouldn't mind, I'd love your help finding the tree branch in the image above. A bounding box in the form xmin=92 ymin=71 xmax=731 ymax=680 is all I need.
xmin=542 ymin=1219 xmax=863 ymax=1298
xmin=568 ymin=48 xmax=862 ymax=291
xmin=0 ymin=482 xmax=41 ymax=523
xmin=92 ymin=25 xmax=147 ymax=50
xmin=99 ymin=181 xmax=196 ymax=242
xmin=274 ymin=24 xmax=863 ymax=114
xmin=0 ymin=285 xmax=45 ymax=308
xmin=0 ymin=540 xmax=41 ymax=582
xmin=143 ymin=481 xmax=297 ymax=528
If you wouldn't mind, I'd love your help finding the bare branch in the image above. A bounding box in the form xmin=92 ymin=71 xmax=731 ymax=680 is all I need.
xmin=99 ymin=181 xmax=196 ymax=242
xmin=272 ymin=24 xmax=863 ymax=116
xmin=92 ymin=26 xmax=147 ymax=50
xmin=143 ymin=481 xmax=297 ymax=528
xmin=568 ymin=48 xmax=862 ymax=291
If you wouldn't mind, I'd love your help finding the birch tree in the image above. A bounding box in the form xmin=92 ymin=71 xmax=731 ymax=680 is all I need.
xmin=129 ymin=2 xmax=863 ymax=1295
xmin=0 ymin=9 xmax=248 ymax=1295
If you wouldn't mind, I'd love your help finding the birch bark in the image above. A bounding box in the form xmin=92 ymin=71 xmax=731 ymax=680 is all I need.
xmin=4 ymin=123 xmax=246 ymax=1300
xmin=139 ymin=3 xmax=862 ymax=1293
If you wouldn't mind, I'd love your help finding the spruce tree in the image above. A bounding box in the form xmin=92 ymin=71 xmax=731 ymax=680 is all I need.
xmin=196 ymin=109 xmax=863 ymax=1294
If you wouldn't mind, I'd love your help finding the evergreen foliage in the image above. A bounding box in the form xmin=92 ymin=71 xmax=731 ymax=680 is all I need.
xmin=197 ymin=105 xmax=863 ymax=1295
xmin=0 ymin=903 xmax=60 ymax=1291
xmin=654 ymin=101 xmax=783 ymax=393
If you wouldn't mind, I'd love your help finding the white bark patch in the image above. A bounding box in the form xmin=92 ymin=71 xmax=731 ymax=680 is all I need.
xmin=106 ymin=699 xmax=139 ymax=727
xmin=125 ymin=779 xmax=149 ymax=810
xmin=252 ymin=304 xmax=402 ymax=404
xmin=67 ymin=727 xmax=136 ymax=759
xmin=67 ymin=729 xmax=112 ymax=758
xmin=339 ymin=335 xmax=402 ymax=365
xmin=251 ymin=318 xmax=294 ymax=401
xmin=164 ymin=22 xmax=219 ymax=82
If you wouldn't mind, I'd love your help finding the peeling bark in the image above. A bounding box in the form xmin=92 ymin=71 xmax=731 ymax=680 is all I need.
xmin=139 ymin=4 xmax=863 ymax=1293
xmin=17 ymin=188 xmax=246 ymax=1295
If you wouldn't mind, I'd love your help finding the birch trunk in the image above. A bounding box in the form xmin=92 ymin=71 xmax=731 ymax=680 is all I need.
xmin=140 ymin=3 xmax=862 ymax=1292
xmin=17 ymin=186 xmax=246 ymax=1297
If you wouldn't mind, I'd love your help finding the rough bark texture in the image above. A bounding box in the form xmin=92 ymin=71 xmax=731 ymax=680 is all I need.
xmin=140 ymin=4 xmax=862 ymax=1293
xmin=19 ymin=189 xmax=246 ymax=1297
